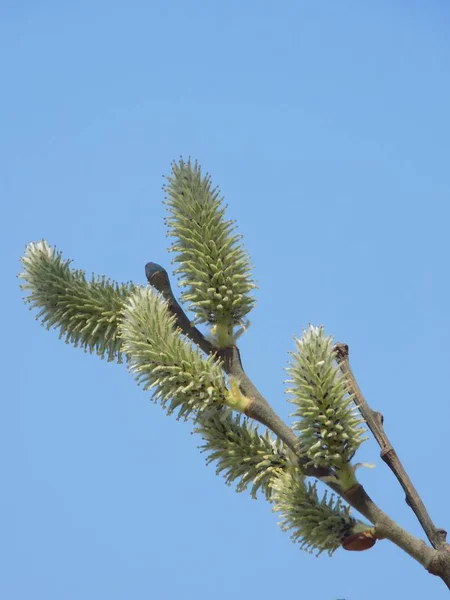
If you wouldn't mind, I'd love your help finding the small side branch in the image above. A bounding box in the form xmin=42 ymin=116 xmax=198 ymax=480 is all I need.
xmin=335 ymin=343 xmax=447 ymax=550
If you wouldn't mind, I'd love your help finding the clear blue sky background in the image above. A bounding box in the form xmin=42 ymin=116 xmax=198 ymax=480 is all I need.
xmin=3 ymin=1 xmax=450 ymax=599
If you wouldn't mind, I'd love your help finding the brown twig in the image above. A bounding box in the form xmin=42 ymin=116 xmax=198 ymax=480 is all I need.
xmin=334 ymin=342 xmax=447 ymax=551
xmin=146 ymin=263 xmax=450 ymax=587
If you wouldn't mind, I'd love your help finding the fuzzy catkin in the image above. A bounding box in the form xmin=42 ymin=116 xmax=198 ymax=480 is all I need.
xmin=164 ymin=159 xmax=256 ymax=340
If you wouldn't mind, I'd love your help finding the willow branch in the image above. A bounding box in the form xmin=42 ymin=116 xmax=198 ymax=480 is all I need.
xmin=146 ymin=263 xmax=450 ymax=587
xmin=335 ymin=343 xmax=447 ymax=551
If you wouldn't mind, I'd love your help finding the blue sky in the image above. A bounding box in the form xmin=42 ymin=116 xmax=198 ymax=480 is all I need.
xmin=3 ymin=1 xmax=450 ymax=598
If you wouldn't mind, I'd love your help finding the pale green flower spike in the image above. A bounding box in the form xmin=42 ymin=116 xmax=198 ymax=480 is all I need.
xmin=164 ymin=158 xmax=256 ymax=346
xmin=272 ymin=467 xmax=361 ymax=556
xmin=195 ymin=408 xmax=288 ymax=499
xmin=286 ymin=326 xmax=368 ymax=479
xmin=19 ymin=240 xmax=134 ymax=362
xmin=120 ymin=287 xmax=228 ymax=419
